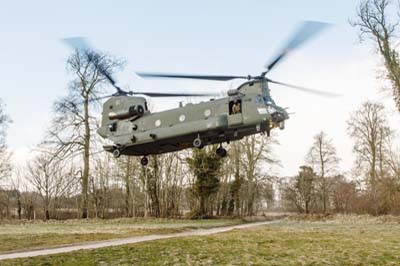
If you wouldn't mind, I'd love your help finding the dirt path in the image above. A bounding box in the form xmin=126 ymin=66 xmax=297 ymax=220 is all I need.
xmin=0 ymin=220 xmax=279 ymax=261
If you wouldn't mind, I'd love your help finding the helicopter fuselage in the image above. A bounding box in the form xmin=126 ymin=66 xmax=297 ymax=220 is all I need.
xmin=98 ymin=80 xmax=289 ymax=156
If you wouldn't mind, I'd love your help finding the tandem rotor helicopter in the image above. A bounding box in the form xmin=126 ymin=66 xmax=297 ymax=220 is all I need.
xmin=65 ymin=21 xmax=339 ymax=166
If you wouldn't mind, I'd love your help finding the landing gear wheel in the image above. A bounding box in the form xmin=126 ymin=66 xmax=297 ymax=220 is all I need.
xmin=265 ymin=120 xmax=271 ymax=137
xmin=216 ymin=146 xmax=227 ymax=158
xmin=141 ymin=156 xmax=148 ymax=166
xmin=193 ymin=137 xmax=203 ymax=149
xmin=113 ymin=149 xmax=121 ymax=159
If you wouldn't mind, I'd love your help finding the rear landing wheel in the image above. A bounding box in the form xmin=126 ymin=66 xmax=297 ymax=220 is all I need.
xmin=193 ymin=137 xmax=203 ymax=149
xmin=216 ymin=146 xmax=227 ymax=158
xmin=141 ymin=156 xmax=148 ymax=166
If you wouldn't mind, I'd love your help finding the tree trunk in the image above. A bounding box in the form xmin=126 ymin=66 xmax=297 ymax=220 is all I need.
xmin=17 ymin=192 xmax=21 ymax=220
xmin=44 ymin=188 xmax=50 ymax=220
xmin=232 ymin=144 xmax=242 ymax=216
xmin=144 ymin=167 xmax=148 ymax=218
xmin=81 ymin=98 xmax=90 ymax=219
xmin=124 ymin=159 xmax=131 ymax=217
xmin=45 ymin=209 xmax=50 ymax=220
xmin=305 ymin=200 xmax=309 ymax=214
xmin=200 ymin=196 xmax=206 ymax=218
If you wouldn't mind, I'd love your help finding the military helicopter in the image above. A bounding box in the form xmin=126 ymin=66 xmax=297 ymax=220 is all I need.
xmin=65 ymin=21 xmax=338 ymax=166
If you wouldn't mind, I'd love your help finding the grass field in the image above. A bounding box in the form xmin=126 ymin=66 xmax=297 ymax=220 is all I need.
xmin=2 ymin=215 xmax=400 ymax=265
xmin=0 ymin=218 xmax=243 ymax=254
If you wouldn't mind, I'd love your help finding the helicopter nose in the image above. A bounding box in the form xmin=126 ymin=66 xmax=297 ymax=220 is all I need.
xmin=272 ymin=110 xmax=289 ymax=130
xmin=271 ymin=107 xmax=289 ymax=122
xmin=282 ymin=109 xmax=290 ymax=120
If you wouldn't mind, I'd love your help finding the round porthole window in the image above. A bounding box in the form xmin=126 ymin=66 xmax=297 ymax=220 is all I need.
xmin=179 ymin=114 xmax=186 ymax=122
xmin=204 ymin=109 xmax=211 ymax=117
xmin=155 ymin=120 xmax=161 ymax=127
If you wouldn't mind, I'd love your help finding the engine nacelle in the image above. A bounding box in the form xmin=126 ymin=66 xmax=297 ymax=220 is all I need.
xmin=108 ymin=105 xmax=144 ymax=120
xmin=227 ymin=89 xmax=239 ymax=96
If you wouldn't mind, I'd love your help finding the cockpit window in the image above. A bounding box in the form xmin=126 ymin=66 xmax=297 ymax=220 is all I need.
xmin=264 ymin=95 xmax=275 ymax=105
xmin=108 ymin=122 xmax=117 ymax=132
xmin=256 ymin=95 xmax=263 ymax=104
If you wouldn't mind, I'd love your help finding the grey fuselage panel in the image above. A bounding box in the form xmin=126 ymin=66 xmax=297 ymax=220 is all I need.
xmin=98 ymin=81 xmax=287 ymax=156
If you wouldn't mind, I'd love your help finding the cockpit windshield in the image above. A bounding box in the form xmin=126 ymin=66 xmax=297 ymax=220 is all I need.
xmin=264 ymin=94 xmax=276 ymax=105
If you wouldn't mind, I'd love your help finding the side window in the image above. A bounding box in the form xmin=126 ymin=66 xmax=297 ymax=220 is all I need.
xmin=108 ymin=122 xmax=117 ymax=132
xmin=229 ymin=99 xmax=242 ymax=115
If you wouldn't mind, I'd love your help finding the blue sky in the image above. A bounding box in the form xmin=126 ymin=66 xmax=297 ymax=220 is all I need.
xmin=1 ymin=0 xmax=398 ymax=176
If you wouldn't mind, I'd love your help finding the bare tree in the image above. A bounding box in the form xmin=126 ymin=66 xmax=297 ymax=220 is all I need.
xmin=10 ymin=168 xmax=24 ymax=220
xmin=27 ymin=149 xmax=77 ymax=220
xmin=306 ymin=131 xmax=340 ymax=213
xmin=228 ymin=141 xmax=243 ymax=216
xmin=352 ymin=0 xmax=400 ymax=112
xmin=20 ymin=189 xmax=37 ymax=220
xmin=347 ymin=101 xmax=394 ymax=214
xmin=116 ymin=156 xmax=139 ymax=217
xmin=240 ymin=135 xmax=278 ymax=216
xmin=0 ymin=99 xmax=11 ymax=182
xmin=0 ymin=100 xmax=12 ymax=219
xmin=348 ymin=102 xmax=392 ymax=183
xmin=47 ymin=50 xmax=124 ymax=218
xmin=284 ymin=166 xmax=316 ymax=214
xmin=90 ymin=154 xmax=111 ymax=218
xmin=158 ymin=152 xmax=187 ymax=218
xmin=386 ymin=138 xmax=400 ymax=178
xmin=330 ymin=175 xmax=358 ymax=214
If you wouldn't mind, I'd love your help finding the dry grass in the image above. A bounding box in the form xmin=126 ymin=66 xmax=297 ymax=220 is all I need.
xmin=0 ymin=218 xmax=243 ymax=254
xmin=2 ymin=217 xmax=400 ymax=265
xmin=288 ymin=213 xmax=400 ymax=224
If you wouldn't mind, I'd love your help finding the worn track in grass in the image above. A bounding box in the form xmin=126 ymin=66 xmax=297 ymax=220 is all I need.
xmin=0 ymin=220 xmax=279 ymax=261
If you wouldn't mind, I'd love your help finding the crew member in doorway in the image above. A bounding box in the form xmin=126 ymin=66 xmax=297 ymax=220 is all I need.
xmin=232 ymin=100 xmax=241 ymax=114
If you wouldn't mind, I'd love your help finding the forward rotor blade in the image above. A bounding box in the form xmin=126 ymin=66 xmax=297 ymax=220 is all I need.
xmin=88 ymin=92 xmax=218 ymax=100
xmin=136 ymin=72 xmax=248 ymax=81
xmin=96 ymin=67 xmax=118 ymax=88
xmin=134 ymin=92 xmax=218 ymax=97
xmin=266 ymin=78 xmax=341 ymax=98
xmin=63 ymin=37 xmax=125 ymax=94
xmin=87 ymin=94 xmax=116 ymax=103
xmin=264 ymin=21 xmax=330 ymax=72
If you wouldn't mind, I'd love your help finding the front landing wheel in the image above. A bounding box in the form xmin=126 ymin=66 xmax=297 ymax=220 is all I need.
xmin=141 ymin=156 xmax=149 ymax=166
xmin=113 ymin=149 xmax=121 ymax=158
xmin=216 ymin=147 xmax=227 ymax=158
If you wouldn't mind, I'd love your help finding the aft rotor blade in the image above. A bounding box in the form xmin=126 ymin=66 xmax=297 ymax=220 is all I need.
xmin=266 ymin=78 xmax=341 ymax=98
xmin=264 ymin=21 xmax=330 ymax=72
xmin=136 ymin=72 xmax=249 ymax=81
xmin=135 ymin=92 xmax=218 ymax=97
xmin=63 ymin=37 xmax=91 ymax=53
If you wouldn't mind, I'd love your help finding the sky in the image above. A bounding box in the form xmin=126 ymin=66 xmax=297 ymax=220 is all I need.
xmin=0 ymin=0 xmax=399 ymax=177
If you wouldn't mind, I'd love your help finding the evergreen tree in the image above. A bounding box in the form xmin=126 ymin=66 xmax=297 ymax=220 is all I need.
xmin=187 ymin=145 xmax=224 ymax=218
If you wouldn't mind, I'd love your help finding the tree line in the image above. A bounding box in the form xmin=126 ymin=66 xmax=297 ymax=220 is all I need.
xmin=282 ymin=102 xmax=400 ymax=215
xmin=1 ymin=99 xmax=398 ymax=220
xmin=0 ymin=0 xmax=399 ymax=220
